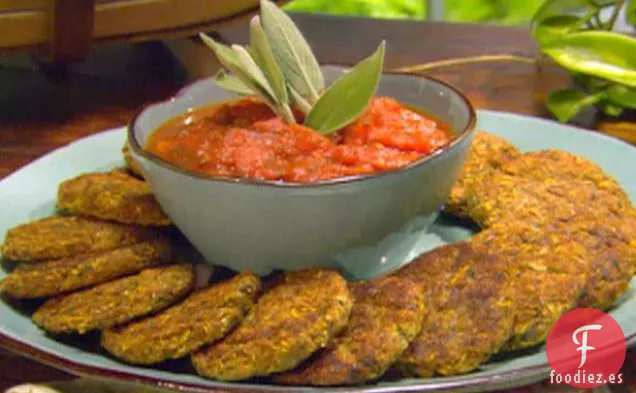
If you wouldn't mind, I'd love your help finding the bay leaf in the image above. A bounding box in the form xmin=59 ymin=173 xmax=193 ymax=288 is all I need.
xmin=249 ymin=16 xmax=288 ymax=106
xmin=305 ymin=41 xmax=385 ymax=134
xmin=260 ymin=0 xmax=324 ymax=103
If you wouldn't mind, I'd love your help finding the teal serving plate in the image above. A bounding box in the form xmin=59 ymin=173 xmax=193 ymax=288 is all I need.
xmin=0 ymin=110 xmax=635 ymax=393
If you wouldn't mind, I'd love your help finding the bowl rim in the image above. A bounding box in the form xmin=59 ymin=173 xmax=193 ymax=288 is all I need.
xmin=127 ymin=69 xmax=477 ymax=189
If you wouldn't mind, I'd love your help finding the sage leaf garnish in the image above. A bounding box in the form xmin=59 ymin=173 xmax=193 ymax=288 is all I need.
xmin=200 ymin=33 xmax=296 ymax=123
xmin=232 ymin=45 xmax=277 ymax=101
xmin=213 ymin=70 xmax=252 ymax=95
xmin=200 ymin=0 xmax=386 ymax=134
xmin=259 ymin=0 xmax=324 ymax=103
xmin=289 ymin=86 xmax=312 ymax=115
xmin=305 ymin=41 xmax=385 ymax=134
xmin=249 ymin=16 xmax=289 ymax=107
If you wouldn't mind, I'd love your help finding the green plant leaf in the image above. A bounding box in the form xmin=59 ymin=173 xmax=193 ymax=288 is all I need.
xmin=213 ymin=70 xmax=253 ymax=95
xmin=305 ymin=41 xmax=385 ymax=134
xmin=606 ymin=84 xmax=636 ymax=109
xmin=600 ymin=101 xmax=624 ymax=117
xmin=626 ymin=0 xmax=636 ymax=27
xmin=571 ymin=72 xmax=609 ymax=92
xmin=249 ymin=16 xmax=288 ymax=106
xmin=531 ymin=0 xmax=604 ymax=44
xmin=542 ymin=31 xmax=636 ymax=88
xmin=260 ymin=0 xmax=324 ymax=103
xmin=546 ymin=88 xmax=604 ymax=122
xmin=533 ymin=14 xmax=583 ymax=45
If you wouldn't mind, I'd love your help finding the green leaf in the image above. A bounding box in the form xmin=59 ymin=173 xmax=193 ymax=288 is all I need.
xmin=260 ymin=0 xmax=324 ymax=103
xmin=199 ymin=33 xmax=291 ymax=122
xmin=213 ymin=70 xmax=253 ymax=95
xmin=533 ymin=15 xmax=583 ymax=46
xmin=305 ymin=41 xmax=385 ymax=134
xmin=249 ymin=16 xmax=288 ymax=106
xmin=542 ymin=31 xmax=636 ymax=88
xmin=626 ymin=0 xmax=636 ymax=27
xmin=600 ymin=102 xmax=624 ymax=117
xmin=571 ymin=72 xmax=609 ymax=92
xmin=606 ymin=84 xmax=636 ymax=109
xmin=546 ymin=88 xmax=604 ymax=122
xmin=289 ymin=85 xmax=312 ymax=114
xmin=199 ymin=33 xmax=245 ymax=77
xmin=232 ymin=45 xmax=277 ymax=101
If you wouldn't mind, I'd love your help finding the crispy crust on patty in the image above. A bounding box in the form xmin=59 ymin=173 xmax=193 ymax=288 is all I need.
xmin=101 ymin=272 xmax=261 ymax=365
xmin=465 ymin=150 xmax=635 ymax=311
xmin=56 ymin=170 xmax=170 ymax=226
xmin=446 ymin=131 xmax=519 ymax=217
xmin=191 ymin=269 xmax=353 ymax=381
xmin=275 ymin=276 xmax=425 ymax=385
xmin=392 ymin=242 xmax=514 ymax=376
xmin=0 ymin=238 xmax=172 ymax=299
xmin=471 ymin=222 xmax=590 ymax=351
xmin=32 ymin=264 xmax=194 ymax=334
xmin=1 ymin=216 xmax=162 ymax=262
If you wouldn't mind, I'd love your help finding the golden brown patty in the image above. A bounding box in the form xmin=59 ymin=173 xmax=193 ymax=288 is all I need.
xmin=552 ymin=209 xmax=636 ymax=310
xmin=101 ymin=272 xmax=261 ymax=365
xmin=465 ymin=151 xmax=635 ymax=311
xmin=1 ymin=216 xmax=162 ymax=262
xmin=33 ymin=264 xmax=194 ymax=334
xmin=191 ymin=269 xmax=353 ymax=381
xmin=275 ymin=276 xmax=425 ymax=385
xmin=471 ymin=221 xmax=590 ymax=351
xmin=446 ymin=131 xmax=519 ymax=217
xmin=392 ymin=242 xmax=514 ymax=376
xmin=497 ymin=150 xmax=629 ymax=201
xmin=465 ymin=153 xmax=632 ymax=228
xmin=56 ymin=170 xmax=170 ymax=226
xmin=122 ymin=143 xmax=144 ymax=178
xmin=0 ymin=239 xmax=172 ymax=299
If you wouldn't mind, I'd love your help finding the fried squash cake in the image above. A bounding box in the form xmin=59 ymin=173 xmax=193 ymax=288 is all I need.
xmin=446 ymin=131 xmax=519 ymax=217
xmin=0 ymin=238 xmax=172 ymax=299
xmin=102 ymin=272 xmax=261 ymax=365
xmin=191 ymin=268 xmax=353 ymax=381
xmin=465 ymin=152 xmax=632 ymax=228
xmin=275 ymin=276 xmax=425 ymax=385
xmin=471 ymin=221 xmax=590 ymax=351
xmin=393 ymin=242 xmax=514 ymax=377
xmin=33 ymin=264 xmax=194 ymax=334
xmin=1 ymin=216 xmax=162 ymax=262
xmin=57 ymin=170 xmax=170 ymax=226
xmin=465 ymin=151 xmax=635 ymax=311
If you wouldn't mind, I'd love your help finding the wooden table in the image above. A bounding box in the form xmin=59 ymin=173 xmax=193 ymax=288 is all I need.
xmin=0 ymin=13 xmax=634 ymax=392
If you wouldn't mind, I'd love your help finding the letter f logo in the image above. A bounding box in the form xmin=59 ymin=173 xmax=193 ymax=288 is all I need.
xmin=572 ymin=324 xmax=602 ymax=368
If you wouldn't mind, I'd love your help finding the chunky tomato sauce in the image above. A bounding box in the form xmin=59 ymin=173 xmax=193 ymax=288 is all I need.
xmin=146 ymin=97 xmax=452 ymax=183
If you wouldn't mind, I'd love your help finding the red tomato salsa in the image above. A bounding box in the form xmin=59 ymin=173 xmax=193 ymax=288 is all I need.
xmin=146 ymin=97 xmax=452 ymax=183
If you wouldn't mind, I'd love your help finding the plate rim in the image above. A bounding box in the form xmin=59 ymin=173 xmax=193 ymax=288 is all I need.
xmin=1 ymin=109 xmax=635 ymax=392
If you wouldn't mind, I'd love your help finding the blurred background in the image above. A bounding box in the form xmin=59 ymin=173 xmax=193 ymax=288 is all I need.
xmin=284 ymin=0 xmax=544 ymax=25
xmin=283 ymin=0 xmax=632 ymax=30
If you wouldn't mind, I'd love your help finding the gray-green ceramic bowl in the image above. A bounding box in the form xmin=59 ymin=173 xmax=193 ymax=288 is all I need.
xmin=128 ymin=66 xmax=476 ymax=276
